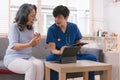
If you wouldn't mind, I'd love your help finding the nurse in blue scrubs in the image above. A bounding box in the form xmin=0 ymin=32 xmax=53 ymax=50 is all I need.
xmin=46 ymin=5 xmax=97 ymax=80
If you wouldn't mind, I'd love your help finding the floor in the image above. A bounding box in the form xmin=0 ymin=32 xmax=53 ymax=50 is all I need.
xmin=67 ymin=75 xmax=100 ymax=80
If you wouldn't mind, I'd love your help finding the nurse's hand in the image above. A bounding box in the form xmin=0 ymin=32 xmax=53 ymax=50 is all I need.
xmin=79 ymin=45 xmax=82 ymax=49
xmin=59 ymin=46 xmax=67 ymax=54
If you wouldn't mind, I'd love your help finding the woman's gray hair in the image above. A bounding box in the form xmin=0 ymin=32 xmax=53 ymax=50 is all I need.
xmin=15 ymin=3 xmax=37 ymax=31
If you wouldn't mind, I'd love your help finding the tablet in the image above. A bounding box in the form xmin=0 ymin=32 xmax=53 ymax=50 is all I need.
xmin=71 ymin=42 xmax=88 ymax=46
xmin=51 ymin=46 xmax=80 ymax=64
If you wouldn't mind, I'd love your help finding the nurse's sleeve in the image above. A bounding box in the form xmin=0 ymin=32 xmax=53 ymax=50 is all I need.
xmin=75 ymin=25 xmax=83 ymax=41
xmin=8 ymin=25 xmax=19 ymax=49
xmin=46 ymin=28 xmax=55 ymax=44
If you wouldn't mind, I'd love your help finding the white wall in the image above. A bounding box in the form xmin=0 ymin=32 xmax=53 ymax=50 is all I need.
xmin=93 ymin=0 xmax=120 ymax=35
xmin=92 ymin=0 xmax=105 ymax=36
xmin=104 ymin=0 xmax=120 ymax=35
xmin=103 ymin=1 xmax=120 ymax=80
xmin=93 ymin=0 xmax=104 ymax=20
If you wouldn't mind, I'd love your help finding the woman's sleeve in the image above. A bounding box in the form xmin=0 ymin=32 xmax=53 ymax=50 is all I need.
xmin=8 ymin=24 xmax=19 ymax=49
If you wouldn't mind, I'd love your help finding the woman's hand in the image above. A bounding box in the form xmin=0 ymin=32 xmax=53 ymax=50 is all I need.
xmin=11 ymin=32 xmax=41 ymax=50
xmin=28 ymin=32 xmax=41 ymax=47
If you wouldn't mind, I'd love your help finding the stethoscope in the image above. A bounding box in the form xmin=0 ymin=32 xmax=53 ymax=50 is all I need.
xmin=56 ymin=26 xmax=70 ymax=46
xmin=57 ymin=37 xmax=61 ymax=42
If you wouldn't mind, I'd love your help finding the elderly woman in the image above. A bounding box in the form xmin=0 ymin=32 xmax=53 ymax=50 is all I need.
xmin=4 ymin=3 xmax=44 ymax=80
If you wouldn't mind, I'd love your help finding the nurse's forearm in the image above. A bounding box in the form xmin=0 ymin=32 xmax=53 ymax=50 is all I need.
xmin=50 ymin=49 xmax=61 ymax=55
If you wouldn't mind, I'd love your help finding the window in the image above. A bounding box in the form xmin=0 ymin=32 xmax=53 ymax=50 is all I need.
xmin=41 ymin=0 xmax=90 ymax=35
xmin=0 ymin=0 xmax=9 ymax=35
xmin=2 ymin=0 xmax=91 ymax=36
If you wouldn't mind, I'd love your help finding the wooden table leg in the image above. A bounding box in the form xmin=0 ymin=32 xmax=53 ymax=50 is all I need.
xmin=83 ymin=72 xmax=88 ymax=80
xmin=59 ymin=72 xmax=66 ymax=80
xmin=104 ymin=70 xmax=112 ymax=80
xmin=45 ymin=66 xmax=50 ymax=80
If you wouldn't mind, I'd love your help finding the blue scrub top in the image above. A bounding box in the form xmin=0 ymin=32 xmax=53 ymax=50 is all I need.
xmin=46 ymin=22 xmax=82 ymax=50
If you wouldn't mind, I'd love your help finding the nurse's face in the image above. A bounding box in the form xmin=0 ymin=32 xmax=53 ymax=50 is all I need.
xmin=54 ymin=15 xmax=68 ymax=27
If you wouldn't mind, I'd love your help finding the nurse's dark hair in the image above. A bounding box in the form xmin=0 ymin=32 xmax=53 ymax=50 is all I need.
xmin=14 ymin=3 xmax=37 ymax=31
xmin=53 ymin=5 xmax=70 ymax=18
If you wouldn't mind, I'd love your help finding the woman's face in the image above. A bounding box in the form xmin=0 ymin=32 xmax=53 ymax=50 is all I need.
xmin=27 ymin=8 xmax=36 ymax=26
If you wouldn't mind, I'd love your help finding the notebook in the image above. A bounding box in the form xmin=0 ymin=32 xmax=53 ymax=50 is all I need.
xmin=53 ymin=46 xmax=80 ymax=64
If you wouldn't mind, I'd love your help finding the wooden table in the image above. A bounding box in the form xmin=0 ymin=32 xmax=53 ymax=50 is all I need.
xmin=45 ymin=60 xmax=112 ymax=80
